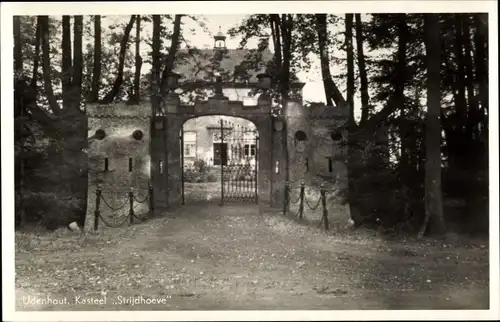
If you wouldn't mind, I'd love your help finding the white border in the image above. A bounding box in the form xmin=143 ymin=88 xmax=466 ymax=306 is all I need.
xmin=1 ymin=1 xmax=499 ymax=321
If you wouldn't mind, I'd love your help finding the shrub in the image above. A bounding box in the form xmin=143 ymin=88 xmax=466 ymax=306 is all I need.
xmin=183 ymin=158 xmax=212 ymax=183
xmin=193 ymin=158 xmax=208 ymax=175
xmin=184 ymin=168 xmax=200 ymax=183
xmin=206 ymin=173 xmax=218 ymax=182
xmin=18 ymin=191 xmax=84 ymax=230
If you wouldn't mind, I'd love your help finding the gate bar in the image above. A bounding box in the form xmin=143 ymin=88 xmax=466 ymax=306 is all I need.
xmin=220 ymin=118 xmax=224 ymax=206
xmin=254 ymin=132 xmax=259 ymax=204
xmin=180 ymin=126 xmax=185 ymax=205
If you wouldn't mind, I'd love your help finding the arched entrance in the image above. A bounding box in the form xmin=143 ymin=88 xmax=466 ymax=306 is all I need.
xmin=180 ymin=116 xmax=259 ymax=204
xmin=149 ymin=89 xmax=284 ymax=210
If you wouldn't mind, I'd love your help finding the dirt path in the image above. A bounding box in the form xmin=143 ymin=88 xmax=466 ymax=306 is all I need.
xmin=15 ymin=204 xmax=489 ymax=310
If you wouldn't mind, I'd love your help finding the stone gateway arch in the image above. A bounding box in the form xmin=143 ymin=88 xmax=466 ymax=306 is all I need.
xmin=83 ymin=30 xmax=349 ymax=230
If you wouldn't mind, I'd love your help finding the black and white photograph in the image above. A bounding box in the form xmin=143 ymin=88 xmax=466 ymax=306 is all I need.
xmin=2 ymin=1 xmax=498 ymax=320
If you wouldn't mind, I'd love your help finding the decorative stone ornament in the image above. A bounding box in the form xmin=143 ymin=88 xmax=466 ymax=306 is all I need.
xmin=154 ymin=117 xmax=164 ymax=130
xmin=167 ymin=72 xmax=181 ymax=89
xmin=132 ymin=129 xmax=144 ymax=141
xmin=214 ymin=72 xmax=224 ymax=97
xmin=273 ymin=118 xmax=284 ymax=131
xmin=294 ymin=130 xmax=308 ymax=153
xmin=95 ymin=129 xmax=106 ymax=140
xmin=257 ymin=73 xmax=271 ymax=89
xmin=330 ymin=131 xmax=343 ymax=141
xmin=294 ymin=130 xmax=307 ymax=141
xmin=296 ymin=141 xmax=306 ymax=153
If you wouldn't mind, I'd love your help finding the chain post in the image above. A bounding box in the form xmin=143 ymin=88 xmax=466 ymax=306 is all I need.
xmin=220 ymin=118 xmax=225 ymax=206
xmin=299 ymin=181 xmax=305 ymax=219
xmin=149 ymin=183 xmax=155 ymax=215
xmin=94 ymin=186 xmax=102 ymax=231
xmin=320 ymin=184 xmax=329 ymax=230
xmin=129 ymin=187 xmax=134 ymax=225
xmin=283 ymin=181 xmax=289 ymax=216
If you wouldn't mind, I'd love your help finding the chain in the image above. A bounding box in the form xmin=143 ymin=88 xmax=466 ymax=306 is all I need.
xmin=287 ymin=186 xmax=302 ymax=204
xmin=292 ymin=207 xmax=302 ymax=218
xmin=305 ymin=195 xmax=322 ymax=211
xmin=98 ymin=213 xmax=129 ymax=228
xmin=132 ymin=211 xmax=149 ymax=222
xmin=318 ymin=215 xmax=325 ymax=228
xmin=133 ymin=194 xmax=149 ymax=204
xmin=100 ymin=194 xmax=128 ymax=211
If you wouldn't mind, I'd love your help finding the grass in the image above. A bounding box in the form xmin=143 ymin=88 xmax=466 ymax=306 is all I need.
xmin=15 ymin=204 xmax=489 ymax=311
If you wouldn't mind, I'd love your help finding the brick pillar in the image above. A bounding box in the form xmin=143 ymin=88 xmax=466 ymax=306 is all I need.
xmin=284 ymin=99 xmax=311 ymax=184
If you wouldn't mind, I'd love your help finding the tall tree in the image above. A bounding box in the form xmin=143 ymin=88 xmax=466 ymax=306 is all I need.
xmin=419 ymin=13 xmax=446 ymax=237
xmin=131 ymin=14 xmax=142 ymax=104
xmin=315 ymin=14 xmax=346 ymax=107
xmin=462 ymin=15 xmax=479 ymax=139
xmin=345 ymin=14 xmax=355 ymax=124
xmin=14 ymin=16 xmax=23 ymax=76
xmin=151 ymin=15 xmax=162 ymax=114
xmin=160 ymin=15 xmax=183 ymax=90
xmin=473 ymin=14 xmax=488 ymax=119
xmin=88 ymin=15 xmax=102 ymax=103
xmin=315 ymin=14 xmax=333 ymax=107
xmin=392 ymin=15 xmax=411 ymax=188
xmin=31 ymin=20 xmax=41 ymax=90
xmin=40 ymin=15 xmax=61 ymax=115
xmin=151 ymin=15 xmax=171 ymax=207
xmin=61 ymin=16 xmax=73 ymax=110
xmin=355 ymin=14 xmax=370 ymax=123
xmin=100 ymin=15 xmax=136 ymax=104
xmin=268 ymin=14 xmax=294 ymax=105
xmin=14 ymin=16 xmax=26 ymax=228
xmin=319 ymin=14 xmax=409 ymax=226
xmin=454 ymin=14 xmax=467 ymax=127
xmin=73 ymin=15 xmax=83 ymax=110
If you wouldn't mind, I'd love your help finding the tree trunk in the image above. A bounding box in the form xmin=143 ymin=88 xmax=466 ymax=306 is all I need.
xmin=270 ymin=14 xmax=282 ymax=77
xmin=14 ymin=16 xmax=23 ymax=76
xmin=345 ymin=14 xmax=355 ymax=124
xmin=100 ymin=15 xmax=136 ymax=104
xmin=151 ymin=15 xmax=170 ymax=206
xmin=61 ymin=16 xmax=73 ymax=110
xmin=31 ymin=19 xmax=41 ymax=90
xmin=88 ymin=15 xmax=102 ymax=103
xmin=473 ymin=13 xmax=488 ymax=131
xmin=454 ymin=14 xmax=467 ymax=128
xmin=160 ymin=15 xmax=183 ymax=90
xmin=315 ymin=14 xmax=333 ymax=107
xmin=280 ymin=14 xmax=294 ymax=188
xmin=269 ymin=14 xmax=294 ymax=203
xmin=131 ymin=15 xmax=142 ymax=104
xmin=314 ymin=14 xmax=346 ymax=107
xmin=462 ymin=15 xmax=478 ymax=140
xmin=279 ymin=14 xmax=293 ymax=101
xmin=152 ymin=15 xmax=162 ymax=115
xmin=72 ymin=15 xmax=87 ymax=228
xmin=14 ymin=16 xmax=25 ymax=229
xmin=343 ymin=13 xmax=362 ymax=225
xmin=40 ymin=16 xmax=62 ymax=115
xmin=73 ymin=15 xmax=83 ymax=111
xmin=355 ymin=14 xmax=370 ymax=123
xmin=361 ymin=14 xmax=408 ymax=134
xmin=394 ymin=15 xmax=410 ymax=188
xmin=419 ymin=13 xmax=446 ymax=238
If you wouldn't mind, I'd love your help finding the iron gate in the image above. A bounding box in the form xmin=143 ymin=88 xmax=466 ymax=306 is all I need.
xmin=181 ymin=118 xmax=259 ymax=204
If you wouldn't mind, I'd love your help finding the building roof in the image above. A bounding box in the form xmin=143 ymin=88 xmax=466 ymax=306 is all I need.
xmin=173 ymin=47 xmax=275 ymax=84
